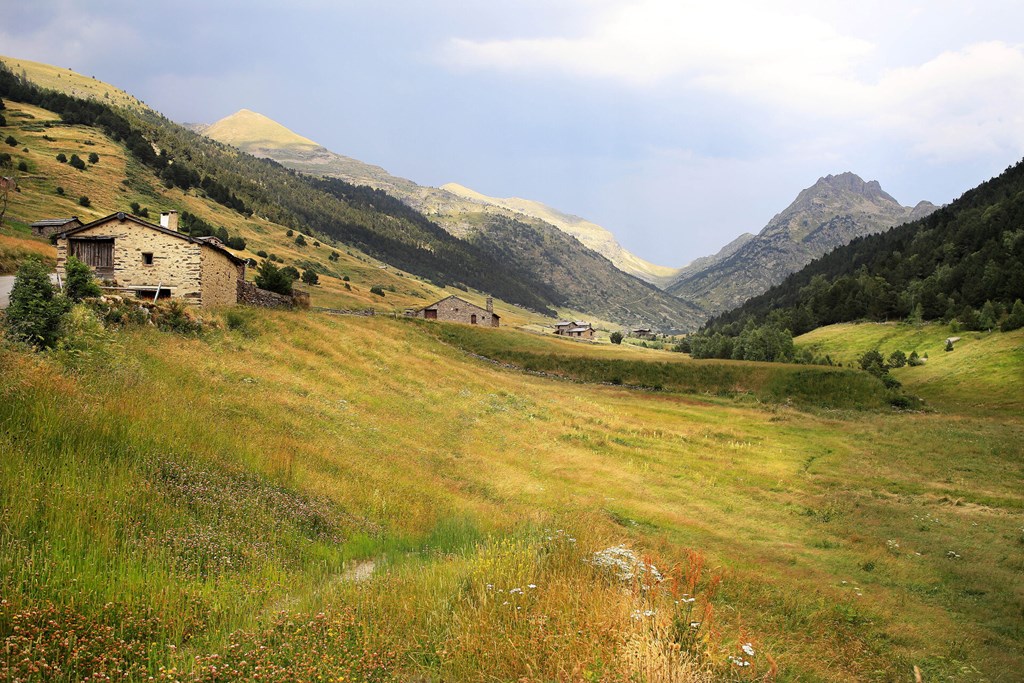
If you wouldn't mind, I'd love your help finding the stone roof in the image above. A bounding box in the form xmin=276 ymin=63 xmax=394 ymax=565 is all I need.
xmin=30 ymin=216 xmax=80 ymax=228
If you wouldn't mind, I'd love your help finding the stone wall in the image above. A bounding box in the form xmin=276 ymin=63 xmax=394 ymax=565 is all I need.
xmin=57 ymin=217 xmax=203 ymax=303
xmin=237 ymin=280 xmax=294 ymax=308
xmin=200 ymin=247 xmax=242 ymax=307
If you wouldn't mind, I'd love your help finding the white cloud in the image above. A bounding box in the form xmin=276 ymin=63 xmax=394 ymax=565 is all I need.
xmin=444 ymin=1 xmax=873 ymax=88
xmin=443 ymin=1 xmax=1024 ymax=163
xmin=869 ymin=42 xmax=1024 ymax=161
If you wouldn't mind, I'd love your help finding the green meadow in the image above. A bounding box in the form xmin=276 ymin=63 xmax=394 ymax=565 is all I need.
xmin=1 ymin=310 xmax=1021 ymax=682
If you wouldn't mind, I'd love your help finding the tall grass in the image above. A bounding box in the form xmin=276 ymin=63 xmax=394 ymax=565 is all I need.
xmin=0 ymin=311 xmax=1020 ymax=680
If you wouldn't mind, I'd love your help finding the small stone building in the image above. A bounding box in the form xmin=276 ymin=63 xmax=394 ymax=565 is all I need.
xmin=555 ymin=321 xmax=594 ymax=339
xmin=55 ymin=210 xmax=246 ymax=307
xmin=631 ymin=327 xmax=655 ymax=340
xmin=30 ymin=216 xmax=83 ymax=238
xmin=412 ymin=295 xmax=499 ymax=327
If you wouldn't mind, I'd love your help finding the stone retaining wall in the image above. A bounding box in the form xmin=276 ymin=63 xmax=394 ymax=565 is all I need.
xmin=237 ymin=280 xmax=293 ymax=308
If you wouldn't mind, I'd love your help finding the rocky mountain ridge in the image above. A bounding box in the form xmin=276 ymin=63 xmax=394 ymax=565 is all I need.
xmin=665 ymin=172 xmax=938 ymax=315
xmin=200 ymin=110 xmax=703 ymax=329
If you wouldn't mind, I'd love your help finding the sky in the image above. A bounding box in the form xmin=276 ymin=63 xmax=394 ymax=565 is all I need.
xmin=3 ymin=0 xmax=1024 ymax=266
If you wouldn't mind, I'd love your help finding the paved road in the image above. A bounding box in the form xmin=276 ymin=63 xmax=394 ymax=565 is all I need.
xmin=0 ymin=274 xmax=59 ymax=309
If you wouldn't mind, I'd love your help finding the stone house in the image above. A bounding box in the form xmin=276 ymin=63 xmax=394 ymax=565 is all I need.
xmin=555 ymin=320 xmax=594 ymax=339
xmin=30 ymin=216 xmax=83 ymax=238
xmin=54 ymin=210 xmax=246 ymax=306
xmin=412 ymin=295 xmax=499 ymax=327
xmin=631 ymin=327 xmax=655 ymax=339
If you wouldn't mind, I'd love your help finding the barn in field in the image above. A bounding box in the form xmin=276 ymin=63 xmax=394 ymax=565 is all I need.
xmin=54 ymin=210 xmax=246 ymax=306
xmin=412 ymin=295 xmax=499 ymax=327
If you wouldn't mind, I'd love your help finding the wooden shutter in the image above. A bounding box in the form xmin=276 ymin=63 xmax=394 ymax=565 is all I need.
xmin=70 ymin=238 xmax=114 ymax=277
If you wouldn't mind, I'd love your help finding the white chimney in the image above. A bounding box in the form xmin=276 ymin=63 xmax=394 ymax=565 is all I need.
xmin=160 ymin=210 xmax=179 ymax=231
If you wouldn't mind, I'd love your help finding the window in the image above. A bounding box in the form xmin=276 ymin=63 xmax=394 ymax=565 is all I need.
xmin=142 ymin=252 xmax=154 ymax=265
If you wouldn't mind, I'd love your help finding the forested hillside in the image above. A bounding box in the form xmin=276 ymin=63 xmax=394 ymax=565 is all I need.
xmin=0 ymin=63 xmax=554 ymax=315
xmin=703 ymin=160 xmax=1024 ymax=336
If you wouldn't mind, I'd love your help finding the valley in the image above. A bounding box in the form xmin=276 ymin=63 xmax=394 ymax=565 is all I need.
xmin=0 ymin=47 xmax=1022 ymax=683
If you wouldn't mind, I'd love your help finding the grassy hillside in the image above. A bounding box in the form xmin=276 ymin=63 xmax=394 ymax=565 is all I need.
xmin=0 ymin=90 xmax=554 ymax=323
xmin=422 ymin=321 xmax=894 ymax=410
xmin=0 ymin=61 xmax=560 ymax=315
xmin=0 ymin=55 xmax=147 ymax=113
xmin=1 ymin=310 xmax=1021 ymax=681
xmin=797 ymin=322 xmax=1024 ymax=416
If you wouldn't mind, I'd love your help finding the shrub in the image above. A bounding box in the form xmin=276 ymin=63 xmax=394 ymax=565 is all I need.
xmin=225 ymin=235 xmax=246 ymax=250
xmin=328 ymin=251 xmax=339 ymax=262
xmin=78 ymin=195 xmax=90 ymax=207
xmin=610 ymin=331 xmax=623 ymax=344
xmin=4 ymin=135 xmax=17 ymax=147
xmin=130 ymin=201 xmax=141 ymax=213
xmin=254 ymin=260 xmax=294 ymax=296
xmin=88 ymin=152 xmax=99 ymax=164
xmin=859 ymin=349 xmax=887 ymax=376
xmin=944 ymin=339 xmax=954 ymax=352
xmin=301 ymin=269 xmax=319 ymax=285
xmin=342 ymin=275 xmax=350 ymax=282
xmin=69 ymin=154 xmax=86 ymax=170
xmin=286 ymin=229 xmax=294 ymax=237
xmin=256 ymin=250 xmax=268 ymax=258
xmin=56 ymin=152 xmax=67 ymax=163
xmin=280 ymin=265 xmax=300 ymax=281
xmin=17 ymin=160 xmax=27 ymax=172
xmin=370 ymin=285 xmax=385 ymax=297
xmin=887 ymin=350 xmax=907 ymax=368
xmin=907 ymin=350 xmax=923 ymax=366
xmin=153 ymin=299 xmax=204 ymax=335
xmin=4 ymin=257 xmax=70 ymax=349
xmin=55 ymin=186 xmax=64 ymax=195
xmin=0 ymin=114 xmax=5 ymax=127
xmin=63 ymin=254 xmax=101 ymax=301
xmin=294 ymin=234 xmax=307 ymax=247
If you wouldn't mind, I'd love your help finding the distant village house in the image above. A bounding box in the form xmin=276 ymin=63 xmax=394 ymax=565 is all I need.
xmin=411 ymin=295 xmax=499 ymax=327
xmin=631 ymin=327 xmax=655 ymax=340
xmin=554 ymin=321 xmax=595 ymax=340
xmin=30 ymin=216 xmax=83 ymax=238
xmin=54 ymin=210 xmax=246 ymax=306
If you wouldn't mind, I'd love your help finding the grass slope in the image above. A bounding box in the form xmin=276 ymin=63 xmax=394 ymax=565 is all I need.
xmin=797 ymin=322 xmax=1024 ymax=416
xmin=1 ymin=312 xmax=1021 ymax=681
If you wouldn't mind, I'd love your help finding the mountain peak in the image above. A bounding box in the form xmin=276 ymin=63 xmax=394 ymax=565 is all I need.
xmin=809 ymin=172 xmax=896 ymax=203
xmin=203 ymin=109 xmax=320 ymax=151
